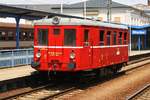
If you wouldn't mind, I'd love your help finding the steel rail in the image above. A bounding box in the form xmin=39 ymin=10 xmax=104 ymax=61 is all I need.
xmin=127 ymin=84 xmax=150 ymax=100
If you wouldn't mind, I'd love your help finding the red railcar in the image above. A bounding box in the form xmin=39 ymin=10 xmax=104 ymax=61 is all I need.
xmin=31 ymin=18 xmax=129 ymax=74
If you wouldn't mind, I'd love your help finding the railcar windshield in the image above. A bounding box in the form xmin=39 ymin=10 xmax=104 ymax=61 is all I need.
xmin=54 ymin=28 xmax=60 ymax=35
xmin=64 ymin=29 xmax=76 ymax=46
xmin=37 ymin=29 xmax=48 ymax=46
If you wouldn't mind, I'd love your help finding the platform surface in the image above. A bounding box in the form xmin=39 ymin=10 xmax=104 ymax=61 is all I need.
xmin=129 ymin=50 xmax=150 ymax=56
xmin=0 ymin=65 xmax=36 ymax=81
xmin=0 ymin=50 xmax=150 ymax=82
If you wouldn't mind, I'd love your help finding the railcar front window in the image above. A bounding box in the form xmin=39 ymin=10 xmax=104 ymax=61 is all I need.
xmin=54 ymin=29 xmax=60 ymax=36
xmin=64 ymin=29 xmax=76 ymax=46
xmin=37 ymin=29 xmax=48 ymax=46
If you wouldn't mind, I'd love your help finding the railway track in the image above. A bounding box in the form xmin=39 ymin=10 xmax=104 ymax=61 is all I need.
xmin=127 ymin=84 xmax=150 ymax=100
xmin=1 ymin=56 xmax=150 ymax=100
xmin=128 ymin=56 xmax=150 ymax=65
xmin=4 ymin=83 xmax=76 ymax=100
xmin=123 ymin=57 xmax=150 ymax=72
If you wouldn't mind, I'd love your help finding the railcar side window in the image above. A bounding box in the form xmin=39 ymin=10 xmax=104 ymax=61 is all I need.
xmin=84 ymin=30 xmax=89 ymax=46
xmin=0 ymin=32 xmax=6 ymax=41
xmin=54 ymin=29 xmax=60 ymax=35
xmin=19 ymin=31 xmax=33 ymax=41
xmin=38 ymin=29 xmax=48 ymax=46
xmin=8 ymin=32 xmax=14 ymax=41
xmin=118 ymin=32 xmax=122 ymax=45
xmin=124 ymin=32 xmax=127 ymax=44
xmin=113 ymin=32 xmax=117 ymax=45
xmin=64 ymin=29 xmax=76 ymax=46
xmin=99 ymin=30 xmax=104 ymax=46
xmin=106 ymin=31 xmax=111 ymax=45
xmin=20 ymin=32 xmax=28 ymax=41
xmin=29 ymin=32 xmax=34 ymax=41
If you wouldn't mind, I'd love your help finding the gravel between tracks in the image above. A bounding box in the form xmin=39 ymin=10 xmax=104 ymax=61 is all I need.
xmin=54 ymin=64 xmax=150 ymax=100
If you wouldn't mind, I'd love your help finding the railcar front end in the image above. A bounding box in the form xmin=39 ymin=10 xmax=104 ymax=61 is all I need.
xmin=32 ymin=25 xmax=82 ymax=72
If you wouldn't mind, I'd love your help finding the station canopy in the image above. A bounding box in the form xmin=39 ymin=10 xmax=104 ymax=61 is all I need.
xmin=130 ymin=24 xmax=150 ymax=29
xmin=0 ymin=0 xmax=131 ymax=20
xmin=0 ymin=0 xmax=86 ymax=5
xmin=0 ymin=4 xmax=84 ymax=20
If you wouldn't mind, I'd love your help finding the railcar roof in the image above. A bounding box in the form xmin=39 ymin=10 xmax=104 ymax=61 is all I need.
xmin=34 ymin=18 xmax=128 ymax=29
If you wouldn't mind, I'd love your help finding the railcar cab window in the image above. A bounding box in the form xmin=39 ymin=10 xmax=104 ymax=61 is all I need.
xmin=37 ymin=29 xmax=48 ymax=46
xmin=99 ymin=30 xmax=104 ymax=46
xmin=124 ymin=32 xmax=127 ymax=44
xmin=118 ymin=32 xmax=122 ymax=45
xmin=54 ymin=28 xmax=60 ymax=36
xmin=106 ymin=31 xmax=111 ymax=45
xmin=84 ymin=29 xmax=89 ymax=46
xmin=64 ymin=29 xmax=76 ymax=46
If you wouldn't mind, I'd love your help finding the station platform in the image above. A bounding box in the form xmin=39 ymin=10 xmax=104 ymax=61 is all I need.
xmin=0 ymin=65 xmax=36 ymax=82
xmin=129 ymin=50 xmax=150 ymax=56
xmin=0 ymin=50 xmax=150 ymax=82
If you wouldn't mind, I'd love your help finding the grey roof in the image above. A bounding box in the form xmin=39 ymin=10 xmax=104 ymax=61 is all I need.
xmin=34 ymin=18 xmax=128 ymax=29
xmin=8 ymin=5 xmax=54 ymax=12
xmin=52 ymin=0 xmax=131 ymax=9
xmin=9 ymin=0 xmax=131 ymax=12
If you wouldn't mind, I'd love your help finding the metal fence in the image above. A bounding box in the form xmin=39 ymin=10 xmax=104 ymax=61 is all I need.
xmin=0 ymin=48 xmax=33 ymax=68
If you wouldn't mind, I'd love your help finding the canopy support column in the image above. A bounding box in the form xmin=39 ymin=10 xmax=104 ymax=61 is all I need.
xmin=138 ymin=36 xmax=141 ymax=51
xmin=144 ymin=34 xmax=147 ymax=49
xmin=15 ymin=17 xmax=21 ymax=49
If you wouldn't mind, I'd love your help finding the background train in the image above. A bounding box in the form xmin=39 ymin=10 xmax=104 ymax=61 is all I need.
xmin=0 ymin=22 xmax=33 ymax=49
xmin=31 ymin=17 xmax=129 ymax=75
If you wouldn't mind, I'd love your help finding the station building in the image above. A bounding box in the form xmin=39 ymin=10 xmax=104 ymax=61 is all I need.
xmin=50 ymin=0 xmax=150 ymax=50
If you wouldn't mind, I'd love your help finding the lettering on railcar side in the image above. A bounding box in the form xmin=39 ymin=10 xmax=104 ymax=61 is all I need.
xmin=48 ymin=52 xmax=62 ymax=56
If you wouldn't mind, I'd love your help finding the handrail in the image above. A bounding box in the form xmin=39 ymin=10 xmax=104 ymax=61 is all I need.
xmin=0 ymin=48 xmax=33 ymax=68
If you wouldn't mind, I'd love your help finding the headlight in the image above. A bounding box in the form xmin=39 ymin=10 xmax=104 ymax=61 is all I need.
xmin=36 ymin=52 xmax=41 ymax=58
xmin=70 ymin=52 xmax=75 ymax=59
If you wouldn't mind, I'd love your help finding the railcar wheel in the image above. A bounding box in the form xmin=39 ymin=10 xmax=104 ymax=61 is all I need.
xmin=94 ymin=69 xmax=101 ymax=78
xmin=112 ymin=64 xmax=123 ymax=74
xmin=99 ymin=68 xmax=108 ymax=77
xmin=111 ymin=65 xmax=118 ymax=74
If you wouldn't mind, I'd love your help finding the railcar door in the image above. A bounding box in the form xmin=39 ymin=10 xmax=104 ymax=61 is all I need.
xmin=48 ymin=27 xmax=63 ymax=63
xmin=81 ymin=29 xmax=92 ymax=68
xmin=35 ymin=27 xmax=49 ymax=66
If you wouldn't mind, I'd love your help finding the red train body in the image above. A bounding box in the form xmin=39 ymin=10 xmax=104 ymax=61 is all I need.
xmin=31 ymin=18 xmax=129 ymax=73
